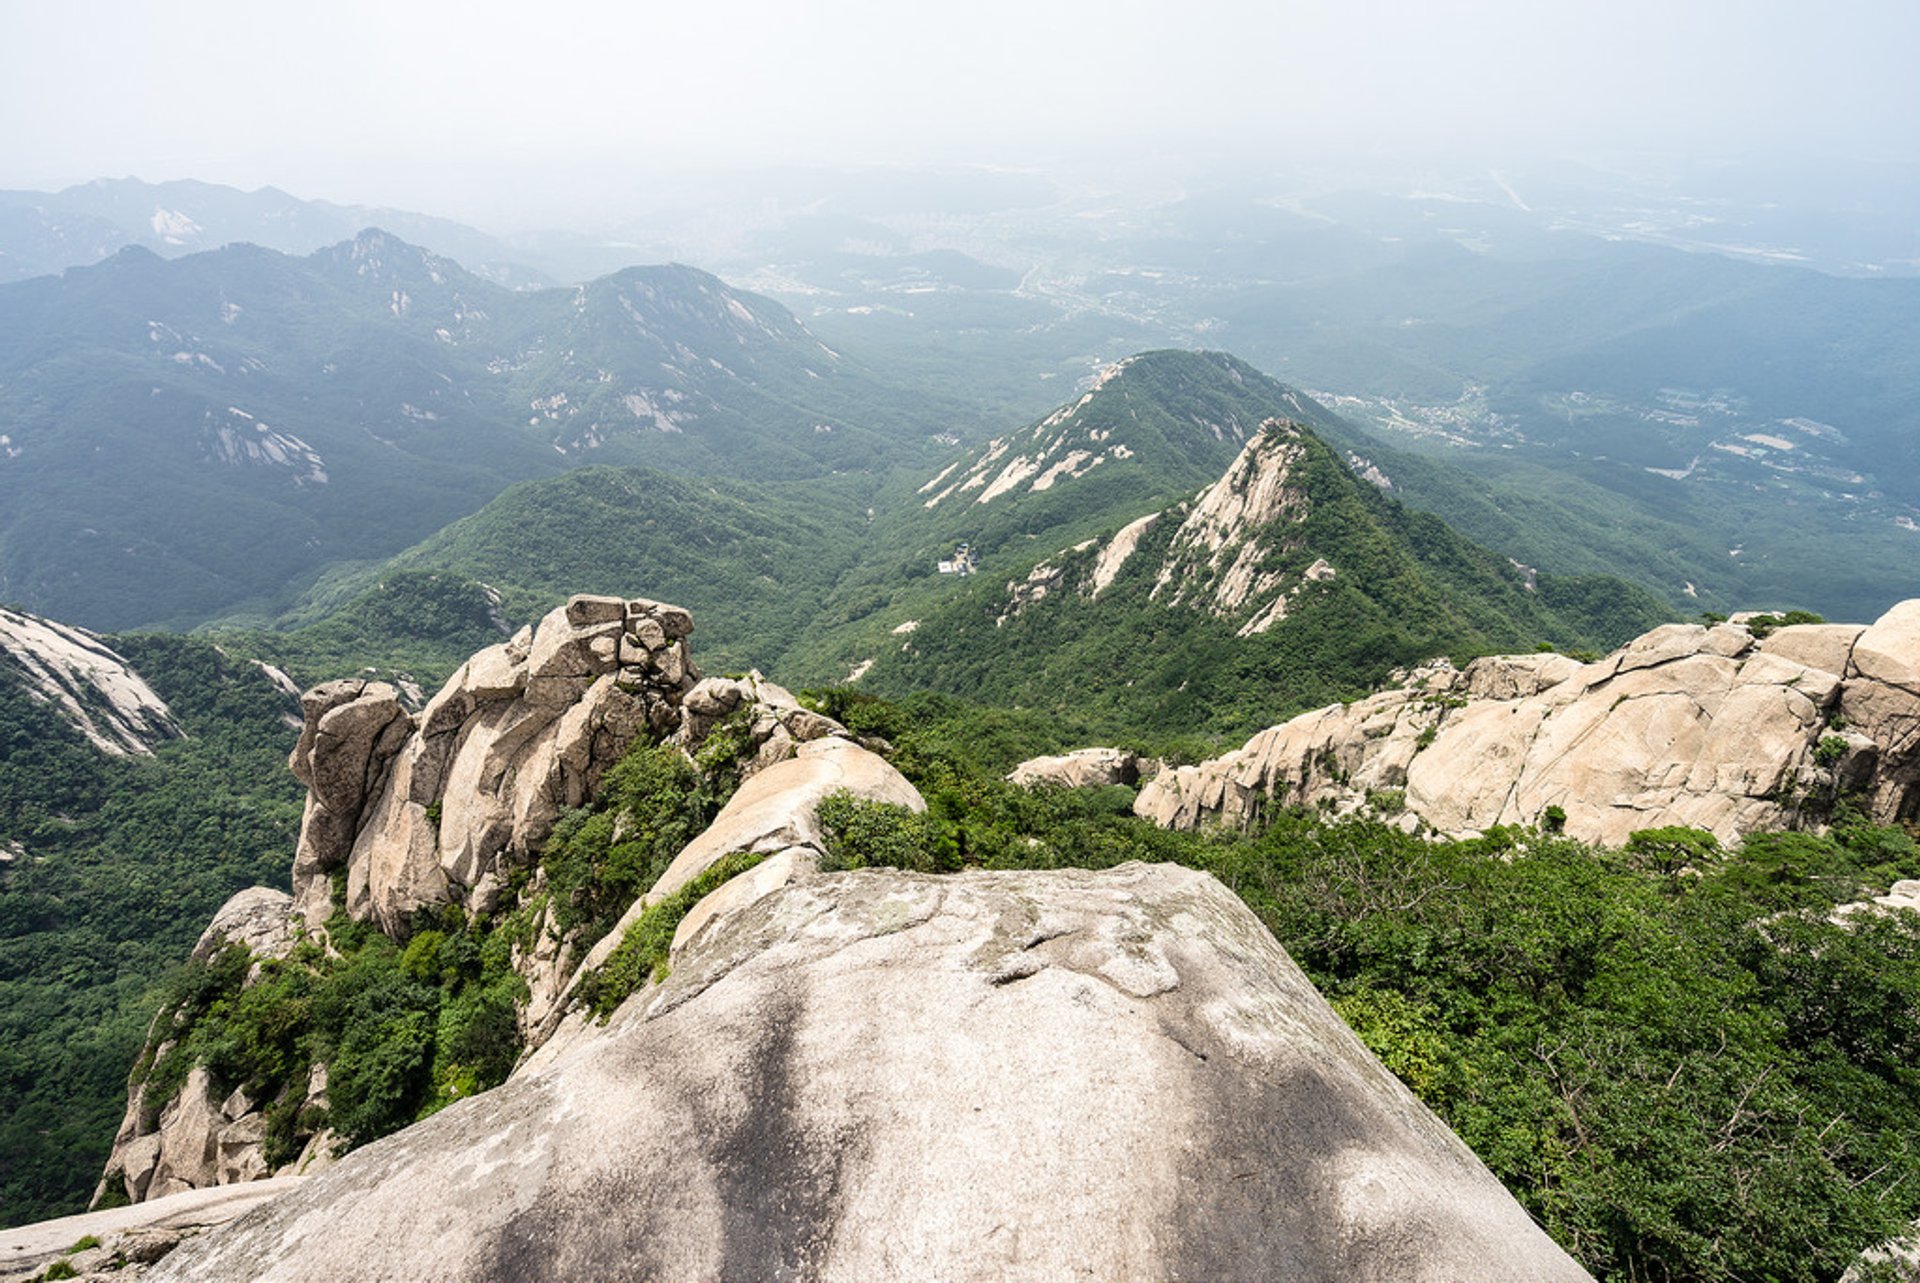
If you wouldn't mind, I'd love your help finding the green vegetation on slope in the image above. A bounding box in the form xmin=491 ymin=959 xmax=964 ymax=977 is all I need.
xmin=225 ymin=466 xmax=880 ymax=684
xmin=0 ymin=236 xmax=971 ymax=632
xmin=844 ymin=421 xmax=1668 ymax=741
xmin=0 ymin=636 xmax=302 ymax=1225
xmin=802 ymin=689 xmax=1920 ymax=1283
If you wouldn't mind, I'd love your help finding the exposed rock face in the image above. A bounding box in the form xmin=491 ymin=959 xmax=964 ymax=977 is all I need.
xmin=94 ymin=891 xmax=315 ymax=1209
xmin=1008 ymin=746 xmax=1151 ymax=790
xmin=289 ymin=595 xmax=699 ymax=933
xmin=0 ymin=605 xmax=182 ymax=755
xmin=671 ymin=670 xmax=848 ymax=780
xmin=535 ymin=737 xmax=925 ymax=1051
xmin=1137 ymin=604 xmax=1920 ymax=848
xmin=147 ymin=864 xmax=1590 ymax=1283
xmin=4 ymin=1179 xmax=299 ymax=1283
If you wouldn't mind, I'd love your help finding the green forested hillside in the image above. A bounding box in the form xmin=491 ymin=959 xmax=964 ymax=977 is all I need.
xmin=837 ymin=418 xmax=1667 ymax=741
xmin=0 ymin=233 xmax=969 ymax=631
xmin=230 ymin=350 xmax=1670 ymax=738
xmin=0 ymin=636 xmax=303 ymax=1225
xmin=229 ymin=467 xmax=880 ymax=683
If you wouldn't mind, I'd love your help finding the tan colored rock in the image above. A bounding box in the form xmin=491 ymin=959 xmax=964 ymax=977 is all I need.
xmin=668 ymin=846 xmax=817 ymax=961
xmin=1852 ymin=599 xmax=1920 ymax=691
xmin=672 ymin=670 xmax=850 ymax=780
xmin=287 ymin=681 xmax=411 ymax=927
xmin=1008 ymin=746 xmax=1145 ymax=790
xmin=148 ymin=865 xmax=1590 ymax=1283
xmin=1759 ymin=622 xmax=1865 ymax=677
xmin=563 ymin=593 xmax=625 ymax=627
xmin=650 ymin=737 xmax=921 ymax=905
xmin=461 ymin=644 xmax=523 ymax=700
xmin=3 ymin=1178 xmax=300 ymax=1281
xmin=288 ymin=597 xmax=701 ymax=935
xmin=1141 ymin=605 xmax=1920 ymax=847
xmin=152 ymin=1068 xmax=224 ymax=1193
xmin=556 ymin=738 xmax=923 ymax=1035
xmin=630 ymin=597 xmax=694 ymax=639
xmin=191 ymin=888 xmax=295 ymax=965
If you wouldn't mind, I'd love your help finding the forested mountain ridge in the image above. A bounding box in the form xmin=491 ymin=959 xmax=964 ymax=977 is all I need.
xmin=0 ymin=231 xmax=967 ymax=632
xmin=0 ymin=177 xmax=537 ymax=286
xmin=0 ymin=617 xmax=304 ymax=1226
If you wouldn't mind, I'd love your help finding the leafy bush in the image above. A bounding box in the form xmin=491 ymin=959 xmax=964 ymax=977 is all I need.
xmin=576 ymin=851 xmax=768 ymax=1018
xmin=815 ymin=791 xmax=948 ymax=873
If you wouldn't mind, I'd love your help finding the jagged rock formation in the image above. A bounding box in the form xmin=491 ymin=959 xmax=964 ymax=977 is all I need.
xmin=288 ymin=595 xmax=699 ymax=933
xmin=0 ymin=606 xmax=181 ymax=755
xmin=1137 ymin=603 xmax=1920 ymax=847
xmin=145 ymin=864 xmax=1590 ymax=1283
xmin=99 ymin=594 xmax=901 ymax=1210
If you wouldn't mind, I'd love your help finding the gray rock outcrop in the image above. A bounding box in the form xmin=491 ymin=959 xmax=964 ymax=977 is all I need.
xmin=1137 ymin=603 xmax=1920 ymax=847
xmin=528 ymin=735 xmax=924 ymax=1054
xmin=0 ymin=605 xmax=183 ymax=756
xmin=671 ymin=670 xmax=850 ymax=780
xmin=148 ymin=863 xmax=1591 ymax=1282
xmin=3 ymin=1178 xmax=299 ymax=1283
xmin=289 ymin=595 xmax=700 ymax=933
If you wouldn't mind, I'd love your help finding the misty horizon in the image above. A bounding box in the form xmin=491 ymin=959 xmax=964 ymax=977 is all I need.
xmin=3 ymin=0 xmax=1917 ymax=232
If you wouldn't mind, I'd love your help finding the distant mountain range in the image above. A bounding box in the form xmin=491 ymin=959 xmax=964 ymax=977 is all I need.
xmin=0 ymin=177 xmax=540 ymax=286
xmin=230 ymin=351 xmax=1666 ymax=741
xmin=0 ymin=230 xmax=972 ymax=630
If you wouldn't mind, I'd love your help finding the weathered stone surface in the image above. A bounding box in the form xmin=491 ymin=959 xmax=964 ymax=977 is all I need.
xmin=672 ymin=670 xmax=851 ymax=779
xmin=1008 ymin=746 xmax=1147 ymax=790
xmin=1138 ymin=602 xmax=1920 ymax=847
xmin=287 ymin=681 xmax=410 ymax=927
xmin=1758 ymin=622 xmax=1865 ymax=677
xmin=148 ymin=864 xmax=1590 ymax=1283
xmin=651 ymin=737 xmax=921 ymax=905
xmin=190 ymin=888 xmax=295 ymax=966
xmin=289 ymin=597 xmax=701 ymax=935
xmin=667 ymin=846 xmax=816 ymax=961
xmin=97 ymin=890 xmax=320 ymax=1211
xmin=563 ymin=593 xmax=625 ymax=627
xmin=3 ymin=1178 xmax=299 ymax=1281
xmin=1852 ymin=599 xmax=1920 ymax=690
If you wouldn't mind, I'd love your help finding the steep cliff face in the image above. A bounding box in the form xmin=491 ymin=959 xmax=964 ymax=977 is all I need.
xmin=287 ymin=595 xmax=699 ymax=934
xmin=93 ymin=890 xmax=321 ymax=1208
xmin=145 ymin=864 xmax=1591 ymax=1283
xmin=1136 ymin=603 xmax=1920 ymax=847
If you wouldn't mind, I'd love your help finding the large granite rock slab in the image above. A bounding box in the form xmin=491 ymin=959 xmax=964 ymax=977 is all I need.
xmin=1138 ymin=602 xmax=1920 ymax=846
xmin=149 ymin=864 xmax=1589 ymax=1282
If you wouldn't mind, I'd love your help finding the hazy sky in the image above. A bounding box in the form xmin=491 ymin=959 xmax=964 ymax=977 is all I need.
xmin=3 ymin=0 xmax=1916 ymax=225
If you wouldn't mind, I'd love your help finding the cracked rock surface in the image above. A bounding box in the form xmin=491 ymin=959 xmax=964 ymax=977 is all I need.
xmin=149 ymin=863 xmax=1589 ymax=1283
xmin=1137 ymin=602 xmax=1920 ymax=847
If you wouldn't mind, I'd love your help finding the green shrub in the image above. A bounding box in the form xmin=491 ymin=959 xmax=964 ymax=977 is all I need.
xmin=815 ymin=791 xmax=947 ymax=873
xmin=541 ymin=741 xmax=710 ymax=950
xmin=576 ymin=851 xmax=767 ymax=1019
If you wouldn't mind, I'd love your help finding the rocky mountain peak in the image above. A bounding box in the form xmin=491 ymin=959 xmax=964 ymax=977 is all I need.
xmin=1151 ymin=420 xmax=1314 ymax=630
xmin=918 ymin=349 xmax=1291 ymax=513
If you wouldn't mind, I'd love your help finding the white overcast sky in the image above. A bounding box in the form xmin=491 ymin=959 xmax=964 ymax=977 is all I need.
xmin=2 ymin=0 xmax=1915 ymax=225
